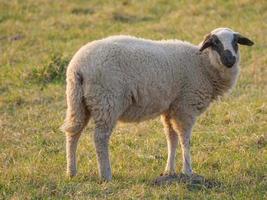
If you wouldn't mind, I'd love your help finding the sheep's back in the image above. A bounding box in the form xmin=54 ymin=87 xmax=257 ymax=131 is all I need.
xmin=70 ymin=36 xmax=198 ymax=122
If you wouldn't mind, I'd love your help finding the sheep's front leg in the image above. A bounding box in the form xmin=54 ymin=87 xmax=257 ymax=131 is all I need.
xmin=94 ymin=126 xmax=112 ymax=181
xmin=66 ymin=132 xmax=81 ymax=177
xmin=161 ymin=114 xmax=179 ymax=175
xmin=155 ymin=113 xmax=206 ymax=185
xmin=171 ymin=114 xmax=195 ymax=176
xmin=178 ymin=128 xmax=193 ymax=175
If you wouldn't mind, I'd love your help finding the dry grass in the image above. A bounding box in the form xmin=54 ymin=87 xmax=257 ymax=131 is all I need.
xmin=0 ymin=0 xmax=266 ymax=199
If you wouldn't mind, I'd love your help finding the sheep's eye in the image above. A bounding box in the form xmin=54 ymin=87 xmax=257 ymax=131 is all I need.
xmin=213 ymin=39 xmax=220 ymax=46
xmin=232 ymin=37 xmax=238 ymax=52
xmin=233 ymin=42 xmax=238 ymax=52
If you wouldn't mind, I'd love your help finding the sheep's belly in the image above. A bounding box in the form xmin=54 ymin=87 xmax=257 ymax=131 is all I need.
xmin=119 ymin=101 xmax=170 ymax=123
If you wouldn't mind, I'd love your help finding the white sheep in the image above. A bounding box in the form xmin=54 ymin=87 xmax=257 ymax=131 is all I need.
xmin=61 ymin=27 xmax=253 ymax=182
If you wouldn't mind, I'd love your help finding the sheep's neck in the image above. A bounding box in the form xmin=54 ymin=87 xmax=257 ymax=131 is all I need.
xmin=201 ymin=53 xmax=239 ymax=100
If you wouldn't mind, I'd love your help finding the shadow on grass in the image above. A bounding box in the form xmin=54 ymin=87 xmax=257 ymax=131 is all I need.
xmin=152 ymin=173 xmax=224 ymax=190
xmin=185 ymin=178 xmax=223 ymax=191
xmin=71 ymin=172 xmax=223 ymax=191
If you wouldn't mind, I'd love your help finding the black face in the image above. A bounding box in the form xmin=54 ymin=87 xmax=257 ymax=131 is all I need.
xmin=199 ymin=31 xmax=254 ymax=68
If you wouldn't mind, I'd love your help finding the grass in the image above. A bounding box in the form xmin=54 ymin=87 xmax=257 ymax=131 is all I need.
xmin=0 ymin=0 xmax=266 ymax=199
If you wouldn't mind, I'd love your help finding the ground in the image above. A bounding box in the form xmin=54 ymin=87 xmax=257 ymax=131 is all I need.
xmin=0 ymin=0 xmax=266 ymax=199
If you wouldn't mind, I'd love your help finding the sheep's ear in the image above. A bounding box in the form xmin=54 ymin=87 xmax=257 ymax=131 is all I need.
xmin=199 ymin=34 xmax=213 ymax=52
xmin=236 ymin=34 xmax=254 ymax=46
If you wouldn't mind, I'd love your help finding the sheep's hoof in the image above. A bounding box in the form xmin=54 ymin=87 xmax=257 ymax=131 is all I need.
xmin=66 ymin=171 xmax=77 ymax=178
xmin=153 ymin=173 xmax=205 ymax=185
xmin=100 ymin=174 xmax=112 ymax=182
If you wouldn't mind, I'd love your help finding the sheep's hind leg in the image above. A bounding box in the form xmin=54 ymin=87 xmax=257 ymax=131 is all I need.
xmin=93 ymin=124 xmax=114 ymax=181
xmin=65 ymin=110 xmax=90 ymax=177
xmin=92 ymin=102 xmax=118 ymax=181
xmin=66 ymin=132 xmax=81 ymax=177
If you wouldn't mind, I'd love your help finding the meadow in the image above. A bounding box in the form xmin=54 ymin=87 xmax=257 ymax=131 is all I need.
xmin=0 ymin=0 xmax=266 ymax=199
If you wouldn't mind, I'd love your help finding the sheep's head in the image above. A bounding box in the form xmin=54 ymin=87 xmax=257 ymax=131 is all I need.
xmin=199 ymin=28 xmax=254 ymax=68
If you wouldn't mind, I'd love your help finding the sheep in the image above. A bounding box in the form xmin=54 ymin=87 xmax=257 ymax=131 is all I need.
xmin=61 ymin=27 xmax=254 ymax=182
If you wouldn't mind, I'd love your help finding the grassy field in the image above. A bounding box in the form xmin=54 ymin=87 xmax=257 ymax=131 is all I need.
xmin=0 ymin=0 xmax=266 ymax=199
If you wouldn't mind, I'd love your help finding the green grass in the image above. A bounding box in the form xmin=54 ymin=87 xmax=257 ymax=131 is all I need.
xmin=0 ymin=0 xmax=266 ymax=199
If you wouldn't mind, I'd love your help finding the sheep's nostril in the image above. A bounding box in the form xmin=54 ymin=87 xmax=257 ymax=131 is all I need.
xmin=228 ymin=55 xmax=236 ymax=64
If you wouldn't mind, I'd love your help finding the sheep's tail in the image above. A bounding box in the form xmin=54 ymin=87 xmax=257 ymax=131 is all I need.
xmin=60 ymin=69 xmax=89 ymax=135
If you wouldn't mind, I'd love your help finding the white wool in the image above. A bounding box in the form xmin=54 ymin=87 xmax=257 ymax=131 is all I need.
xmin=61 ymin=28 xmax=252 ymax=181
